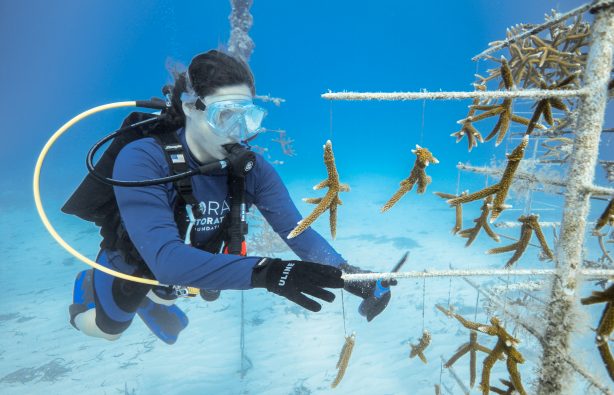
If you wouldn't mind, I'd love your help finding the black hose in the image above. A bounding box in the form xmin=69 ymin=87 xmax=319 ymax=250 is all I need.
xmin=86 ymin=117 xmax=227 ymax=187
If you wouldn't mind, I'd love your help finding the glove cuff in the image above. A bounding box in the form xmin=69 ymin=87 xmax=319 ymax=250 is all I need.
xmin=251 ymin=258 xmax=275 ymax=288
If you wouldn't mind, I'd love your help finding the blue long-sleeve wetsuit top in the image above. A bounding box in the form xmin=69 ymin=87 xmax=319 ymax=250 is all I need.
xmin=111 ymin=128 xmax=346 ymax=290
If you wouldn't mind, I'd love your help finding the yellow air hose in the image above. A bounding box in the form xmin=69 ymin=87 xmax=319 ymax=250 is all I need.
xmin=33 ymin=101 xmax=162 ymax=286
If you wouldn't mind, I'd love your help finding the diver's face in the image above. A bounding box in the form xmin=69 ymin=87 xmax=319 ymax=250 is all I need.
xmin=185 ymin=84 xmax=253 ymax=162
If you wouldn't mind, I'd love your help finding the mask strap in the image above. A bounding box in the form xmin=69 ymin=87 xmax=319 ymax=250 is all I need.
xmin=195 ymin=99 xmax=206 ymax=111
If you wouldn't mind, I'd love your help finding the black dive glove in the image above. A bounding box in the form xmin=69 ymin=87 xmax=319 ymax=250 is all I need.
xmin=251 ymin=258 xmax=344 ymax=312
xmin=340 ymin=263 xmax=397 ymax=322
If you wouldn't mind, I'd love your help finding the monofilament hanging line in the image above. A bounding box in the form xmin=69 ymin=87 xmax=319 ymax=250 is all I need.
xmin=503 ymin=270 xmax=511 ymax=327
xmin=439 ymin=358 xmax=444 ymax=389
xmin=341 ymin=289 xmax=347 ymax=336
xmin=474 ymin=289 xmax=480 ymax=322
xmin=447 ymin=265 xmax=453 ymax=309
xmin=422 ymin=276 xmax=426 ymax=331
xmin=420 ymin=93 xmax=426 ymax=146
xmin=329 ymin=101 xmax=334 ymax=141
xmin=240 ymin=291 xmax=249 ymax=379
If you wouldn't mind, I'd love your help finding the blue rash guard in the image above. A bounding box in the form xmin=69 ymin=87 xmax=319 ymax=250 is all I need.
xmin=109 ymin=128 xmax=346 ymax=291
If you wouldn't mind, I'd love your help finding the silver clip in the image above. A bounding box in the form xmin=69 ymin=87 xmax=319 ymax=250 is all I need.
xmin=172 ymin=286 xmax=189 ymax=297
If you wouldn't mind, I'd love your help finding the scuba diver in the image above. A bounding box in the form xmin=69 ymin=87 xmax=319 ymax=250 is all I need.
xmin=63 ymin=50 xmax=395 ymax=344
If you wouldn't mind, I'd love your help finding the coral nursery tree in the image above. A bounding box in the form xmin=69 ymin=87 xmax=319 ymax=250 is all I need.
xmin=322 ymin=2 xmax=614 ymax=394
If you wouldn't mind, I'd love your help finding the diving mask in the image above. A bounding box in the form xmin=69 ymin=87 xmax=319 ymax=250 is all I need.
xmin=198 ymin=97 xmax=267 ymax=142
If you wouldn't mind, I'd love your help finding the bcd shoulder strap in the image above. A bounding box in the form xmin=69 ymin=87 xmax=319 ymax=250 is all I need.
xmin=152 ymin=131 xmax=202 ymax=242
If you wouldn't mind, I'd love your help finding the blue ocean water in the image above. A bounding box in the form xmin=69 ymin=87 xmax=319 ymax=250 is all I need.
xmin=1 ymin=1 xmax=613 ymax=394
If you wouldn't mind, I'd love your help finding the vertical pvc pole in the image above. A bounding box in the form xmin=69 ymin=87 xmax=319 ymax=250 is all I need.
xmin=537 ymin=3 xmax=614 ymax=394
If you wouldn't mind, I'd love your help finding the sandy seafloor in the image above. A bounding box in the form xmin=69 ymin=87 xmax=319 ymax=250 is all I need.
xmin=0 ymin=172 xmax=612 ymax=394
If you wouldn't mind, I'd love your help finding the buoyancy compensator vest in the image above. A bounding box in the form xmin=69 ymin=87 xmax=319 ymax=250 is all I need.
xmin=62 ymin=108 xmax=255 ymax=277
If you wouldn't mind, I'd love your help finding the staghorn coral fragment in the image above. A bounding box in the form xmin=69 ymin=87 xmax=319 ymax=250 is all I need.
xmin=409 ymin=329 xmax=431 ymax=364
xmin=452 ymin=85 xmax=486 ymax=151
xmin=541 ymin=137 xmax=574 ymax=162
xmin=448 ymin=137 xmax=529 ymax=223
xmin=466 ymin=59 xmax=542 ymax=146
xmin=526 ymin=75 xmax=576 ymax=135
xmin=490 ymin=378 xmax=516 ymax=395
xmin=597 ymin=342 xmax=614 ymax=383
xmin=595 ymin=198 xmax=614 ymax=231
xmin=458 ymin=196 xmax=501 ymax=247
xmin=594 ymin=230 xmax=613 ymax=263
xmin=490 ymin=136 xmax=529 ymax=222
xmin=487 ymin=214 xmax=553 ymax=267
xmin=381 ymin=145 xmax=438 ymax=212
xmin=435 ymin=191 xmax=467 ymax=234
xmin=271 ymin=129 xmax=296 ymax=157
xmin=444 ymin=330 xmax=496 ymax=388
xmin=581 ymin=285 xmax=614 ymax=381
xmin=331 ymin=333 xmax=356 ymax=388
xmin=288 ymin=140 xmax=349 ymax=240
xmin=439 ymin=307 xmax=526 ymax=395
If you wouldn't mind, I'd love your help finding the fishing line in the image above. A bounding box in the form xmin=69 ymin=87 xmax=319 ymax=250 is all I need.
xmin=474 ymin=289 xmax=480 ymax=322
xmin=447 ymin=267 xmax=453 ymax=309
xmin=240 ymin=290 xmax=246 ymax=378
xmin=329 ymin=101 xmax=334 ymax=141
xmin=438 ymin=358 xmax=444 ymax=389
xmin=503 ymin=271 xmax=511 ymax=327
xmin=341 ymin=290 xmax=347 ymax=336
xmin=420 ymin=94 xmax=426 ymax=146
xmin=525 ymin=135 xmax=541 ymax=214
xmin=421 ymin=276 xmax=426 ymax=331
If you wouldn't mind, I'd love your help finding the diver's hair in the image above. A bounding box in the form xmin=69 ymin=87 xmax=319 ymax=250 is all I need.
xmin=160 ymin=70 xmax=188 ymax=129
xmin=188 ymin=50 xmax=255 ymax=98
xmin=159 ymin=50 xmax=254 ymax=129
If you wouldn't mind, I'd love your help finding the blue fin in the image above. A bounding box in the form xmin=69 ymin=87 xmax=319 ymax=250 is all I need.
xmin=137 ymin=298 xmax=189 ymax=345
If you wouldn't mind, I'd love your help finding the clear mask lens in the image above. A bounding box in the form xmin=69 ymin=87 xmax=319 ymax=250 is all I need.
xmin=205 ymin=99 xmax=267 ymax=141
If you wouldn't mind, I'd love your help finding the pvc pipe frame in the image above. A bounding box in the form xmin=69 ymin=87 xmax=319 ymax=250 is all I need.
xmin=342 ymin=268 xmax=614 ymax=282
xmin=321 ymin=88 xmax=588 ymax=102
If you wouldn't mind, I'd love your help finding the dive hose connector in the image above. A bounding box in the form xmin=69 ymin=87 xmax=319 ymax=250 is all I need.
xmin=172 ymin=285 xmax=200 ymax=298
xmin=134 ymin=98 xmax=169 ymax=110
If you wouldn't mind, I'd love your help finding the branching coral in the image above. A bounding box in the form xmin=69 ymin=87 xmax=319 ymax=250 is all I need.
xmin=247 ymin=212 xmax=289 ymax=256
xmin=271 ymin=129 xmax=296 ymax=157
xmin=601 ymin=161 xmax=614 ymax=183
xmin=437 ymin=305 xmax=527 ymax=395
xmin=381 ymin=145 xmax=438 ymax=212
xmin=540 ymin=137 xmax=574 ymax=162
xmin=451 ymin=84 xmax=486 ymax=151
xmin=458 ymin=196 xmax=501 ymax=247
xmin=526 ymin=74 xmax=577 ymax=135
xmin=288 ymin=140 xmax=349 ymax=239
xmin=478 ymin=14 xmax=589 ymax=88
xmin=460 ymin=59 xmax=543 ymax=146
xmin=447 ymin=136 xmax=529 ymax=223
xmin=595 ymin=198 xmax=614 ymax=231
xmin=444 ymin=330 xmax=495 ymax=388
xmin=435 ymin=191 xmax=468 ymax=234
xmin=331 ymin=333 xmax=356 ymax=388
xmin=487 ymin=214 xmax=554 ymax=268
xmin=581 ymin=285 xmax=614 ymax=382
xmin=490 ymin=378 xmax=517 ymax=395
xmin=409 ymin=329 xmax=431 ymax=364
